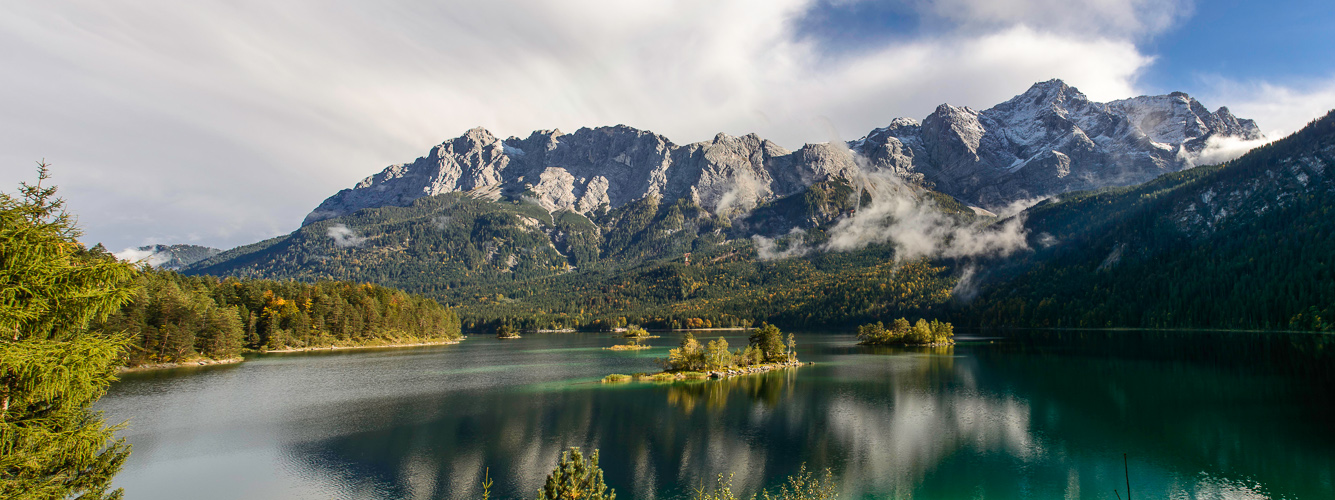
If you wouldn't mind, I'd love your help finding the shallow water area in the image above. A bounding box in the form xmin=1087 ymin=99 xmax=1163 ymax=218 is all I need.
xmin=97 ymin=330 xmax=1335 ymax=499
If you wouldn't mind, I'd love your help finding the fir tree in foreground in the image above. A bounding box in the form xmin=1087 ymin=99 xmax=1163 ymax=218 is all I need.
xmin=536 ymin=447 xmax=615 ymax=500
xmin=530 ymin=447 xmax=838 ymax=500
xmin=0 ymin=164 xmax=138 ymax=499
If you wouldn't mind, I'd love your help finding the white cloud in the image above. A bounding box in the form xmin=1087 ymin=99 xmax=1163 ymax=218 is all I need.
xmin=113 ymin=247 xmax=155 ymax=264
xmin=819 ymin=156 xmax=1032 ymax=261
xmin=1198 ymin=76 xmax=1335 ymax=139
xmin=1190 ymin=135 xmax=1274 ymax=167
xmin=326 ymin=224 xmax=366 ymax=248
xmin=753 ymin=228 xmax=812 ymax=261
xmin=0 ymin=0 xmax=1166 ymax=250
xmin=819 ymin=180 xmax=1031 ymax=261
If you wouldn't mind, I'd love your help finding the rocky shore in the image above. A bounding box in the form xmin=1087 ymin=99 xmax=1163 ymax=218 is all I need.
xmin=264 ymin=339 xmax=461 ymax=353
xmin=603 ymin=360 xmax=810 ymax=383
xmin=118 ymin=357 xmax=243 ymax=374
xmin=699 ymin=360 xmax=810 ymax=379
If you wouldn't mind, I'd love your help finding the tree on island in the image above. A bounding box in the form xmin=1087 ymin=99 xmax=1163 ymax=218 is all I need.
xmin=749 ymin=323 xmax=789 ymax=362
xmin=623 ymin=325 xmax=649 ymax=338
xmin=536 ymin=448 xmax=615 ymax=500
xmin=705 ymin=337 xmax=733 ymax=370
xmin=665 ymin=324 xmax=796 ymax=372
xmin=497 ymin=323 xmax=520 ymax=338
xmin=857 ymin=318 xmax=953 ymax=346
xmin=1 ymin=165 xmax=138 ymax=500
xmin=666 ymin=332 xmax=706 ymax=371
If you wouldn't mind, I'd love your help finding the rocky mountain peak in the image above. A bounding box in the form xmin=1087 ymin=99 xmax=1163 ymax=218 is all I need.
xmin=303 ymin=122 xmax=864 ymax=226
xmin=302 ymin=80 xmax=1266 ymax=225
xmin=1016 ymin=79 xmax=1085 ymax=105
xmin=854 ymin=80 xmax=1265 ymax=208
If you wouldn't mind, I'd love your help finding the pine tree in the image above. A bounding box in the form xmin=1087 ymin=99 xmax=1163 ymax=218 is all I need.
xmin=535 ymin=448 xmax=615 ymax=500
xmin=1 ymin=164 xmax=139 ymax=499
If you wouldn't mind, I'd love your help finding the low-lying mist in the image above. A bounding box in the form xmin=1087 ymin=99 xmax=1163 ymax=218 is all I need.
xmin=752 ymin=143 xmax=1038 ymax=263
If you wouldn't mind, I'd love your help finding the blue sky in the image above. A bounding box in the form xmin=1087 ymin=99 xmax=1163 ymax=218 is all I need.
xmin=3 ymin=0 xmax=1334 ymax=252
xmin=1142 ymin=0 xmax=1335 ymax=92
xmin=796 ymin=0 xmax=1335 ymax=99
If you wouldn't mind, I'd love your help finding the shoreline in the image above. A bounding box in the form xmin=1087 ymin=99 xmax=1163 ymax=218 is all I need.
xmin=262 ymin=339 xmax=462 ymax=353
xmin=116 ymin=339 xmax=464 ymax=374
xmin=667 ymin=327 xmax=749 ymax=332
xmin=697 ymin=360 xmax=810 ymax=379
xmin=118 ymin=357 xmax=244 ymax=374
xmin=858 ymin=341 xmax=956 ymax=347
xmin=604 ymin=360 xmax=810 ymax=383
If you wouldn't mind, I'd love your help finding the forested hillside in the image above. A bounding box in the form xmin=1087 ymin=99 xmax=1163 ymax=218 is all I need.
xmin=186 ymin=180 xmax=967 ymax=330
xmin=91 ymin=250 xmax=461 ymax=366
xmin=963 ymin=111 xmax=1335 ymax=331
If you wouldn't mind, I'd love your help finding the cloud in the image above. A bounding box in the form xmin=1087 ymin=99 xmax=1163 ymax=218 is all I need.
xmin=753 ymin=228 xmax=811 ymax=261
xmin=818 ymin=183 xmax=1031 ymax=260
xmin=1197 ymin=76 xmax=1335 ymax=138
xmin=713 ymin=168 xmax=763 ymax=217
xmin=327 ymin=224 xmax=366 ymax=248
xmin=919 ymin=0 xmax=1193 ymax=39
xmin=950 ymin=265 xmax=981 ymax=302
xmin=816 ymin=139 xmax=1032 ymax=261
xmin=1189 ymin=135 xmax=1273 ymax=167
xmin=114 ymin=245 xmax=186 ymax=268
xmin=1 ymin=1 xmax=1167 ymax=251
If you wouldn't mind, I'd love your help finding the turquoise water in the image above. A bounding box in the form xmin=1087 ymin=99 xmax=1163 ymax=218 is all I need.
xmin=97 ymin=330 xmax=1335 ymax=499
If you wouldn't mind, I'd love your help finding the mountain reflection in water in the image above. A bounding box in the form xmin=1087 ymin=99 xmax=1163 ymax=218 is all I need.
xmin=100 ymin=331 xmax=1335 ymax=500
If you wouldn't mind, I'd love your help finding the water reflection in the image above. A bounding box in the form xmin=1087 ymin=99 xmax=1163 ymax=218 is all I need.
xmin=665 ymin=368 xmax=799 ymax=412
xmin=99 ymin=331 xmax=1335 ymax=500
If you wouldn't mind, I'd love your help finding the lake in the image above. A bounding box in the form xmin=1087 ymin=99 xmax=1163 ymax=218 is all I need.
xmin=96 ymin=330 xmax=1335 ymax=499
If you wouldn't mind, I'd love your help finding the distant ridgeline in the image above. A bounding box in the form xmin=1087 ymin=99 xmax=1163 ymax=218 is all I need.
xmin=961 ymin=110 xmax=1335 ymax=331
xmin=174 ymin=82 xmax=1335 ymax=333
xmin=92 ymin=255 xmax=461 ymax=366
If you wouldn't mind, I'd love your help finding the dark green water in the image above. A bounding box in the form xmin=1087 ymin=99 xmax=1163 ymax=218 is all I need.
xmin=97 ymin=331 xmax=1335 ymax=499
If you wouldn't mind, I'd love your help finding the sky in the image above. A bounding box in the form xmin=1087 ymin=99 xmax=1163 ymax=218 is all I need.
xmin=2 ymin=0 xmax=1334 ymax=253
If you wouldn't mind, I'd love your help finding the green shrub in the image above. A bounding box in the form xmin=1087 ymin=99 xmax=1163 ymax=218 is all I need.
xmin=690 ymin=465 xmax=838 ymax=500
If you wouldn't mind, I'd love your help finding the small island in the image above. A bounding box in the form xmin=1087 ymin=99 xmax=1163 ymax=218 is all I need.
xmin=605 ymin=337 xmax=651 ymax=351
xmin=620 ymin=324 xmax=659 ymax=339
xmin=496 ymin=324 xmax=522 ymax=339
xmin=856 ymin=318 xmax=954 ymax=346
xmin=605 ymin=325 xmax=655 ymax=350
xmin=603 ymin=323 xmax=807 ymax=383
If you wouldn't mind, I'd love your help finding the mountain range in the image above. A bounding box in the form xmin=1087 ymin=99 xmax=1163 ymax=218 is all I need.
xmin=167 ymin=80 xmax=1335 ymax=333
xmin=303 ymin=79 xmax=1262 ymax=226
